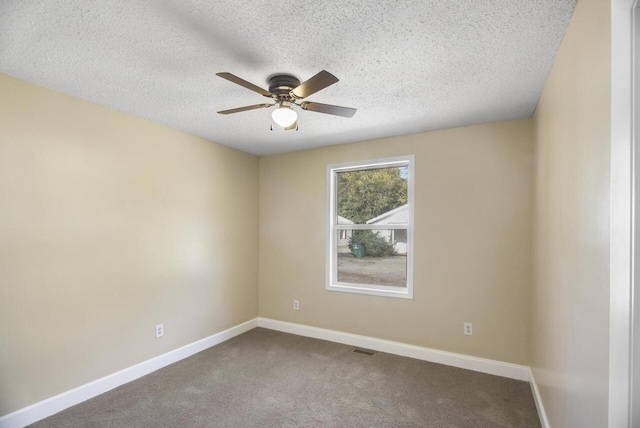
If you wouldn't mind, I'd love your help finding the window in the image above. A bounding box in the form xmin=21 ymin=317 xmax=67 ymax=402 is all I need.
xmin=326 ymin=156 xmax=414 ymax=298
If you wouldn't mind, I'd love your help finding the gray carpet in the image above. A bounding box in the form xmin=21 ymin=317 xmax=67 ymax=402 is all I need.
xmin=31 ymin=328 xmax=540 ymax=427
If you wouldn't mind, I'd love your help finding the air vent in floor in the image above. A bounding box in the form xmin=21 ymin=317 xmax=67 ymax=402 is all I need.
xmin=352 ymin=349 xmax=376 ymax=356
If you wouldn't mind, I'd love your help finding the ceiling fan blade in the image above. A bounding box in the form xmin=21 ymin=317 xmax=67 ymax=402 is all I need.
xmin=217 ymin=103 xmax=273 ymax=115
xmin=300 ymin=101 xmax=357 ymax=118
xmin=290 ymin=70 xmax=339 ymax=99
xmin=216 ymin=72 xmax=273 ymax=97
xmin=284 ymin=120 xmax=298 ymax=131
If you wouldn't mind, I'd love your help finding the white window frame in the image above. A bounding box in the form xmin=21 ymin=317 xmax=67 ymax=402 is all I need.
xmin=326 ymin=155 xmax=414 ymax=299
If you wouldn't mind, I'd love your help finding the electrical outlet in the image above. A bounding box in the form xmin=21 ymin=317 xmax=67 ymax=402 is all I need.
xmin=464 ymin=323 xmax=473 ymax=336
xmin=293 ymin=300 xmax=300 ymax=310
xmin=155 ymin=324 xmax=164 ymax=338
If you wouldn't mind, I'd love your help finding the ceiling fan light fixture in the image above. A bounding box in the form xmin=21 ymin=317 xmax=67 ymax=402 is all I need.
xmin=271 ymin=104 xmax=297 ymax=128
xmin=216 ymin=71 xmax=356 ymax=128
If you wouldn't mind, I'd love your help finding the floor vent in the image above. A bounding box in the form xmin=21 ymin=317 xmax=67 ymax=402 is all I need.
xmin=352 ymin=349 xmax=376 ymax=356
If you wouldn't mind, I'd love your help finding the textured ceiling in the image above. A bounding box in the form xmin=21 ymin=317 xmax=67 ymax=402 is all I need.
xmin=0 ymin=0 xmax=576 ymax=156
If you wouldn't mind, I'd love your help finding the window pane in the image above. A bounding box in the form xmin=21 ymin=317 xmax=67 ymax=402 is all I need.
xmin=337 ymin=166 xmax=408 ymax=225
xmin=337 ymin=229 xmax=407 ymax=287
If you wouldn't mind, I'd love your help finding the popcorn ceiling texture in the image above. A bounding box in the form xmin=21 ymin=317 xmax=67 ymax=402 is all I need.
xmin=0 ymin=0 xmax=576 ymax=155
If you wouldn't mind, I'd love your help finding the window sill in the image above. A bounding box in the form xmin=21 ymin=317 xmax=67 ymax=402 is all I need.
xmin=326 ymin=282 xmax=413 ymax=299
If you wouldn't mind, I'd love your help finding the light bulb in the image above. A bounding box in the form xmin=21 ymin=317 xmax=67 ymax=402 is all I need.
xmin=271 ymin=104 xmax=297 ymax=128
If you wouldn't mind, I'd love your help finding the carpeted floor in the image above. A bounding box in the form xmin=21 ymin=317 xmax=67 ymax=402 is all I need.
xmin=31 ymin=328 xmax=540 ymax=427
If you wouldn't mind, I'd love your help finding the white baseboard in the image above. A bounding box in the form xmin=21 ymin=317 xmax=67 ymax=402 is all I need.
xmin=257 ymin=317 xmax=530 ymax=381
xmin=0 ymin=318 xmax=258 ymax=428
xmin=2 ymin=317 xmax=539 ymax=428
xmin=529 ymin=368 xmax=550 ymax=428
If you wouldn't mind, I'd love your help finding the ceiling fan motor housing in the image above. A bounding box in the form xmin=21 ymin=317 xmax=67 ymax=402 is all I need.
xmin=267 ymin=74 xmax=300 ymax=99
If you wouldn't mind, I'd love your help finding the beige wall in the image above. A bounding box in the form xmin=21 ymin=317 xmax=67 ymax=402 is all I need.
xmin=530 ymin=0 xmax=611 ymax=426
xmin=259 ymin=119 xmax=533 ymax=365
xmin=0 ymin=74 xmax=259 ymax=415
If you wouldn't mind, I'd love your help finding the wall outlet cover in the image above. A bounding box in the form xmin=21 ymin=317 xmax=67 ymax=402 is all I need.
xmin=464 ymin=323 xmax=473 ymax=336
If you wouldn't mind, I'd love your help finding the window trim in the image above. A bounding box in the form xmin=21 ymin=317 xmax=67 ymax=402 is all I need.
xmin=325 ymin=155 xmax=414 ymax=299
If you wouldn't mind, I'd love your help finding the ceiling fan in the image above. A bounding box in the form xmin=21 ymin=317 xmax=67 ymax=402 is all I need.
xmin=216 ymin=70 xmax=357 ymax=130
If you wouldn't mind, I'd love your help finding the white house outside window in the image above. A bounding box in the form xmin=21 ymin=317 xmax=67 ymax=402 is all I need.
xmin=326 ymin=156 xmax=414 ymax=299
